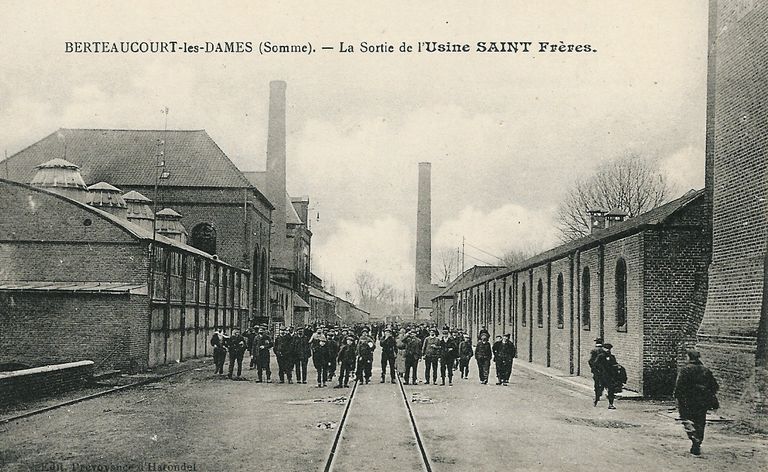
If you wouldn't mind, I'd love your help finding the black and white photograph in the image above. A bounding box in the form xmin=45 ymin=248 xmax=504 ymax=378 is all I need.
xmin=0 ymin=1 xmax=766 ymax=471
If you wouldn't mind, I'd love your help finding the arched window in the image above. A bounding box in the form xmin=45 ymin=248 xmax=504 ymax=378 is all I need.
xmin=508 ymin=286 xmax=514 ymax=324
xmin=582 ymin=267 xmax=591 ymax=331
xmin=556 ymin=273 xmax=564 ymax=329
xmin=616 ymin=258 xmax=628 ymax=332
xmin=521 ymin=282 xmax=527 ymax=327
xmin=261 ymin=249 xmax=268 ymax=316
xmin=537 ymin=279 xmax=544 ymax=328
xmin=190 ymin=223 xmax=217 ymax=255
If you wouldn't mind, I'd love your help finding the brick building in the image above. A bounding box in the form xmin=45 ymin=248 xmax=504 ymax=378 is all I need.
xmin=432 ymin=266 xmax=501 ymax=328
xmin=439 ymin=190 xmax=709 ymax=397
xmin=698 ymin=0 xmax=768 ymax=421
xmin=0 ymin=178 xmax=249 ymax=372
xmin=2 ymin=128 xmax=274 ymax=324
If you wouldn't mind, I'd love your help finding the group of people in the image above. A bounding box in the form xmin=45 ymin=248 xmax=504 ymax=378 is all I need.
xmin=212 ymin=323 xmax=721 ymax=457
xmin=209 ymin=322 xmax=518 ymax=388
xmin=589 ymin=337 xmax=721 ymax=456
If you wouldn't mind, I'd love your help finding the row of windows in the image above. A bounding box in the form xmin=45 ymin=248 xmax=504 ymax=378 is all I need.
xmin=460 ymin=258 xmax=629 ymax=333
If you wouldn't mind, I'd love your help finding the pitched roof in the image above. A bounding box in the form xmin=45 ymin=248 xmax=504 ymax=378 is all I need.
xmin=432 ymin=265 xmax=503 ymax=300
xmin=242 ymin=171 xmax=303 ymax=224
xmin=468 ymin=189 xmax=706 ymax=288
xmin=3 ymin=128 xmax=254 ymax=189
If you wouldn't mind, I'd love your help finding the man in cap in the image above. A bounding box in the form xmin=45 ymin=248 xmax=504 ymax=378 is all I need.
xmin=336 ymin=336 xmax=357 ymax=388
xmin=355 ymin=327 xmax=375 ymax=384
xmin=403 ymin=329 xmax=422 ymax=385
xmin=292 ymin=327 xmax=311 ymax=384
xmin=210 ymin=328 xmax=227 ymax=375
xmin=494 ymin=333 xmax=516 ymax=386
xmin=674 ymin=350 xmax=719 ymax=456
xmin=421 ymin=328 xmax=441 ymax=385
xmin=594 ymin=343 xmax=625 ymax=409
xmin=273 ymin=327 xmax=295 ymax=384
xmin=379 ymin=327 xmax=397 ymax=383
xmin=225 ymin=327 xmax=247 ymax=380
xmin=252 ymin=326 xmax=273 ymax=382
xmin=310 ymin=327 xmax=329 ymax=388
xmin=475 ymin=332 xmax=492 ymax=384
xmin=588 ymin=337 xmax=605 ymax=406
xmin=437 ymin=328 xmax=458 ymax=386
xmin=458 ymin=333 xmax=474 ymax=380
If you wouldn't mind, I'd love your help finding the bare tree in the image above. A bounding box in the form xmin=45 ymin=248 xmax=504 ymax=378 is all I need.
xmin=501 ymin=246 xmax=539 ymax=267
xmin=435 ymin=247 xmax=458 ymax=285
xmin=557 ymin=153 xmax=674 ymax=241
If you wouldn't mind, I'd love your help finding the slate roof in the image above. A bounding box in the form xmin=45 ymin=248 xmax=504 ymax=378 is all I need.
xmin=3 ymin=128 xmax=254 ymax=189
xmin=468 ymin=188 xmax=706 ymax=289
xmin=242 ymin=171 xmax=303 ymax=224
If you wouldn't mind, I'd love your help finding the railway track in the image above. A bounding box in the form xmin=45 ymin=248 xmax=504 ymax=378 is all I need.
xmin=323 ymin=371 xmax=433 ymax=472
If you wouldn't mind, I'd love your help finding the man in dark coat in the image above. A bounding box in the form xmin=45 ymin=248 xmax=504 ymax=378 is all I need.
xmin=252 ymin=327 xmax=273 ymax=382
xmin=355 ymin=328 xmax=375 ymax=383
xmin=210 ymin=329 xmax=227 ymax=375
xmin=674 ymin=350 xmax=719 ymax=456
xmin=437 ymin=329 xmax=458 ymax=385
xmin=326 ymin=331 xmax=339 ymax=382
xmin=403 ymin=330 xmax=422 ymax=385
xmin=494 ymin=333 xmax=516 ymax=385
xmin=310 ymin=329 xmax=329 ymax=388
xmin=379 ymin=328 xmax=397 ymax=383
xmin=594 ymin=343 xmax=624 ymax=409
xmin=273 ymin=328 xmax=295 ymax=384
xmin=475 ymin=333 xmax=492 ymax=384
xmin=292 ymin=328 xmax=311 ymax=384
xmin=335 ymin=336 xmax=357 ymax=388
xmin=225 ymin=328 xmax=247 ymax=379
xmin=422 ymin=329 xmax=441 ymax=385
xmin=588 ymin=337 xmax=605 ymax=406
xmin=458 ymin=334 xmax=474 ymax=380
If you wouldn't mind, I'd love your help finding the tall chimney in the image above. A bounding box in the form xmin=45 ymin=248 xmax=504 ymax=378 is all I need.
xmin=266 ymin=80 xmax=288 ymax=268
xmin=415 ymin=162 xmax=432 ymax=289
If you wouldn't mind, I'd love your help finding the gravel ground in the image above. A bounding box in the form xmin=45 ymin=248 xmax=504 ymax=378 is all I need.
xmin=1 ymin=356 xmax=766 ymax=472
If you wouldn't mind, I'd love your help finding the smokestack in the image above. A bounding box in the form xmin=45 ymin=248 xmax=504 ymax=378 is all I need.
xmin=266 ymin=80 xmax=287 ymax=268
xmin=415 ymin=162 xmax=432 ymax=288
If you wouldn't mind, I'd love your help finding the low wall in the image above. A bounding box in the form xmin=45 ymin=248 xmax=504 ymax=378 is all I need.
xmin=0 ymin=360 xmax=94 ymax=405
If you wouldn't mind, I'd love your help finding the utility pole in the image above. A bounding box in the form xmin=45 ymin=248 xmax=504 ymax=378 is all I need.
xmin=461 ymin=236 xmax=465 ymax=272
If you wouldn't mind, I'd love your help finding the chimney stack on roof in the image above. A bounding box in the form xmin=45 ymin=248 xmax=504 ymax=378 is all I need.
xmin=605 ymin=209 xmax=628 ymax=228
xmin=587 ymin=208 xmax=607 ymax=234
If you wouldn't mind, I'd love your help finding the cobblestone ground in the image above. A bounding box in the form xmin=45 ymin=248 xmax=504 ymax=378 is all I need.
xmin=1 ymin=356 xmax=766 ymax=472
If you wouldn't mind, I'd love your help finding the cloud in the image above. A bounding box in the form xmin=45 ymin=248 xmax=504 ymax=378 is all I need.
xmin=312 ymin=215 xmax=413 ymax=296
xmin=660 ymin=145 xmax=706 ymax=192
xmin=434 ymin=204 xmax=558 ymax=270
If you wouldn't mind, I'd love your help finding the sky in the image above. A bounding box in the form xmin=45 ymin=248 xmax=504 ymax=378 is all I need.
xmin=0 ymin=0 xmax=710 ymax=296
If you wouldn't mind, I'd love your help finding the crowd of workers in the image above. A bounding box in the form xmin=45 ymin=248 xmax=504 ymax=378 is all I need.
xmin=210 ymin=321 xmax=720 ymax=456
xmin=209 ymin=322 xmax=517 ymax=388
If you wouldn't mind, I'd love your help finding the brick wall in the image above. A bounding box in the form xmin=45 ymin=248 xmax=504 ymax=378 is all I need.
xmin=0 ymin=292 xmax=149 ymax=372
xmin=550 ymin=256 xmax=573 ymax=374
xmin=603 ymin=234 xmax=644 ymax=393
xmin=699 ymin=0 xmax=768 ymax=419
xmin=0 ymin=361 xmax=94 ymax=405
xmin=578 ymin=247 xmax=601 ymax=381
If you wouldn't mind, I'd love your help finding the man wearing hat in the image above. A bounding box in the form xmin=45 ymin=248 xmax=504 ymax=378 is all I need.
xmin=421 ymin=329 xmax=441 ymax=384
xmin=475 ymin=332 xmax=492 ymax=384
xmin=403 ymin=329 xmax=422 ymax=385
xmin=225 ymin=327 xmax=247 ymax=380
xmin=379 ymin=327 xmax=397 ymax=383
xmin=458 ymin=333 xmax=474 ymax=380
xmin=588 ymin=337 xmax=605 ymax=406
xmin=674 ymin=349 xmax=719 ymax=456
xmin=493 ymin=333 xmax=516 ymax=386
xmin=273 ymin=327 xmax=295 ymax=384
xmin=594 ymin=343 xmax=625 ymax=409
xmin=335 ymin=336 xmax=357 ymax=388
xmin=355 ymin=327 xmax=375 ymax=384
xmin=252 ymin=326 xmax=273 ymax=383
xmin=437 ymin=328 xmax=458 ymax=386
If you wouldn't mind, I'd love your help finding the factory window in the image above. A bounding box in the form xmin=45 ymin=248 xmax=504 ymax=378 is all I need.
xmin=190 ymin=223 xmax=217 ymax=256
xmin=556 ymin=273 xmax=564 ymax=329
xmin=521 ymin=283 xmax=527 ymax=327
xmin=508 ymin=286 xmax=514 ymax=325
xmin=615 ymin=258 xmax=628 ymax=332
xmin=536 ymin=279 xmax=544 ymax=328
xmin=582 ymin=267 xmax=591 ymax=331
